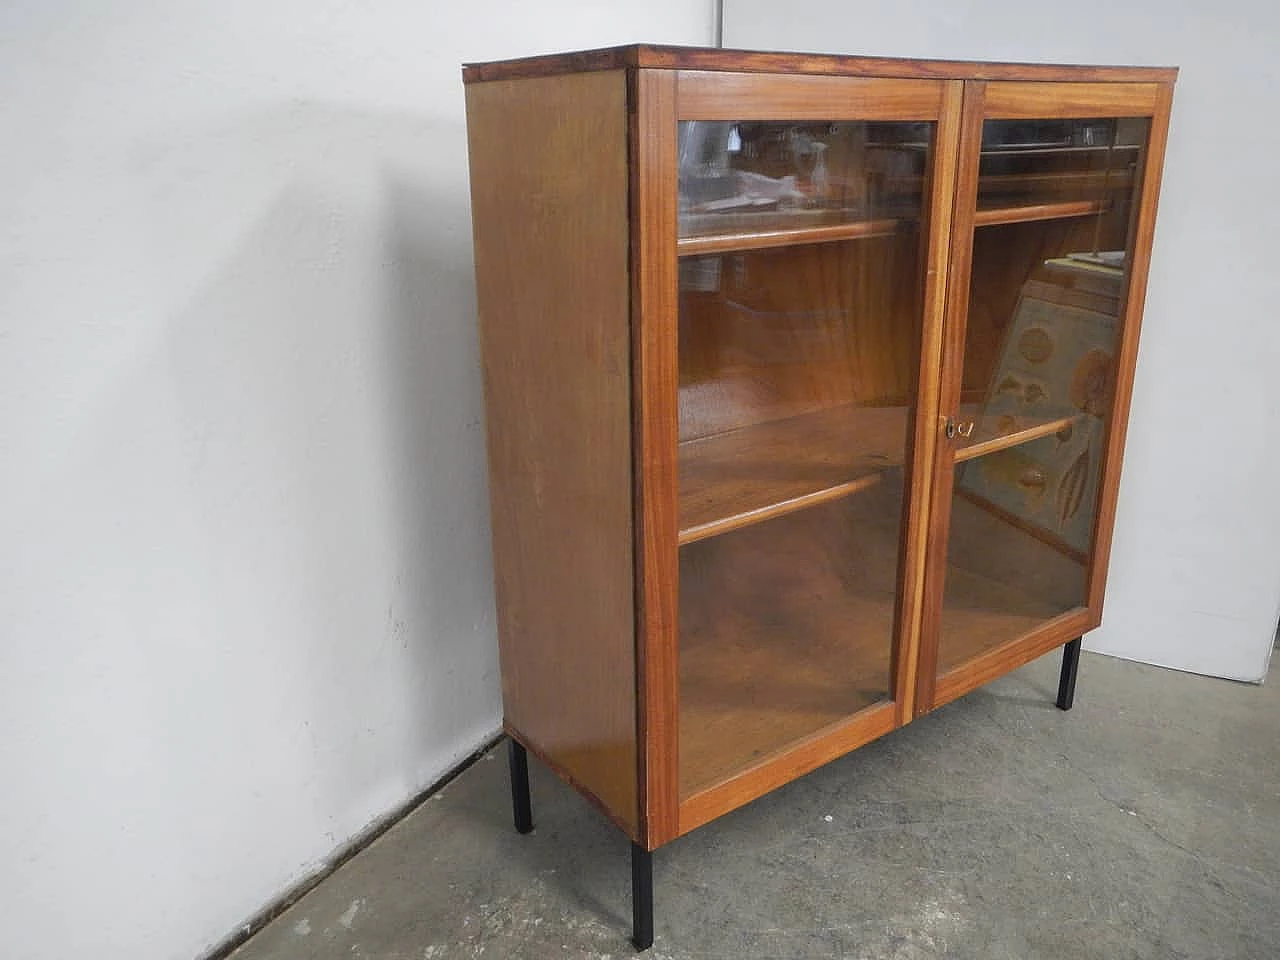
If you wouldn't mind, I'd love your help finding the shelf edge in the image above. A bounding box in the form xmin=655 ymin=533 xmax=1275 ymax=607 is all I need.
xmin=972 ymin=200 xmax=1103 ymax=228
xmin=677 ymin=217 xmax=902 ymax=257
xmin=679 ymin=471 xmax=884 ymax=546
xmin=954 ymin=414 xmax=1081 ymax=463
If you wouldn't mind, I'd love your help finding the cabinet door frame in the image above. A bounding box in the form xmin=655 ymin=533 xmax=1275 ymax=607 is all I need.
xmin=632 ymin=68 xmax=965 ymax=844
xmin=915 ymin=78 xmax=1176 ymax=715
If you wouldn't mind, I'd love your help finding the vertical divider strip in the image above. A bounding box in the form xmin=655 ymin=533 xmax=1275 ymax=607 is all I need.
xmin=630 ymin=67 xmax=681 ymax=848
xmin=893 ymin=80 xmax=965 ymax=720
xmin=913 ymin=80 xmax=987 ymax=714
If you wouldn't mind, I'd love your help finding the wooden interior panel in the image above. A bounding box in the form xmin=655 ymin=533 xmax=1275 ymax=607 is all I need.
xmin=466 ymin=70 xmax=639 ymax=836
xmin=678 ymin=233 xmax=921 ymax=441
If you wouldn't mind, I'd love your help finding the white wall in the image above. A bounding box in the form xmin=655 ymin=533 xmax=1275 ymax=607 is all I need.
xmin=0 ymin=5 xmax=713 ymax=960
xmin=727 ymin=0 xmax=1280 ymax=682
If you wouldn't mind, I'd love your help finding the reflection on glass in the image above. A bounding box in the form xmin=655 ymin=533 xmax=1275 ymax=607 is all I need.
xmin=978 ymin=117 xmax=1146 ymax=210
xmin=677 ymin=121 xmax=929 ymax=238
xmin=675 ymin=118 xmax=934 ymax=797
xmin=936 ymin=117 xmax=1149 ymax=676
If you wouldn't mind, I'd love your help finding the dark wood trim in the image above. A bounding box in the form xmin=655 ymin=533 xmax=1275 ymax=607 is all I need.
xmin=631 ymin=68 xmax=681 ymax=851
xmin=464 ymin=44 xmax=1178 ymax=85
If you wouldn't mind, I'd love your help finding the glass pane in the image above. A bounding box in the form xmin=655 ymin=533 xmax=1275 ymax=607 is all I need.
xmin=678 ymin=120 xmax=928 ymax=240
xmin=978 ymin=117 xmax=1146 ymax=211
xmin=676 ymin=120 xmax=933 ymax=798
xmin=937 ymin=117 xmax=1149 ymax=676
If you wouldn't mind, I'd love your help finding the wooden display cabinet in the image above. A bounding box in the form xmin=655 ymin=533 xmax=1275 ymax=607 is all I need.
xmin=463 ymin=46 xmax=1175 ymax=949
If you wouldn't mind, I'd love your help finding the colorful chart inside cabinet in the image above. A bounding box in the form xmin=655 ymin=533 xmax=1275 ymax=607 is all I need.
xmin=957 ymin=274 xmax=1121 ymax=559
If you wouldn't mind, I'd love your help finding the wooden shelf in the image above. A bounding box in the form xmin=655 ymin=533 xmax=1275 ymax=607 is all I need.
xmin=678 ymin=217 xmax=902 ymax=257
xmin=955 ymin=412 xmax=1080 ymax=463
xmin=678 ymin=487 xmax=1084 ymax=799
xmin=679 ymin=404 xmax=1081 ymax=545
xmin=973 ymin=200 xmax=1105 ymax=228
xmin=678 ymin=404 xmax=910 ymax=545
xmin=980 ymin=143 xmax=1141 ymax=157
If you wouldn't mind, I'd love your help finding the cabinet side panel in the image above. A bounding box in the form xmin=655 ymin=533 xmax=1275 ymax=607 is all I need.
xmin=466 ymin=71 xmax=637 ymax=835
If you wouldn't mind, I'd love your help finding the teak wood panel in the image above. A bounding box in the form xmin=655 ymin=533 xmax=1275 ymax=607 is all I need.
xmin=462 ymin=45 xmax=1178 ymax=85
xmin=982 ymin=81 xmax=1162 ymax=119
xmin=631 ymin=68 xmax=681 ymax=849
xmin=465 ymin=71 xmax=639 ymax=837
xmin=677 ymin=71 xmax=944 ymax=120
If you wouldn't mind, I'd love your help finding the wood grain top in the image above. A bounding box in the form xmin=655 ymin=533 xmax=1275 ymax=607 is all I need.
xmin=463 ymin=44 xmax=1177 ymax=85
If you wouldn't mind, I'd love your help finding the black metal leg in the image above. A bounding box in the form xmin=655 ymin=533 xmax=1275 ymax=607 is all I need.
xmin=1057 ymin=637 xmax=1082 ymax=711
xmin=508 ymin=739 xmax=533 ymax=834
xmin=631 ymin=842 xmax=653 ymax=951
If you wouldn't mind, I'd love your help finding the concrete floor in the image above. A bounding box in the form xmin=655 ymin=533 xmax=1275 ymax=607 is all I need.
xmin=231 ymin=651 xmax=1280 ymax=960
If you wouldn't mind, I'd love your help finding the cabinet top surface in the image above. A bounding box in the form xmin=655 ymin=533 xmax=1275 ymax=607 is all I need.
xmin=461 ymin=44 xmax=1178 ymax=85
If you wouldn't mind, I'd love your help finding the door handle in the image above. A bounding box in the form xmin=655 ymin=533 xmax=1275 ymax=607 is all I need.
xmin=945 ymin=418 xmax=976 ymax=440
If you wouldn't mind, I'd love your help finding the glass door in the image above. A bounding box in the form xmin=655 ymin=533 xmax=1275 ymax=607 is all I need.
xmin=670 ymin=76 xmax=957 ymax=810
xmin=921 ymin=81 xmax=1165 ymax=710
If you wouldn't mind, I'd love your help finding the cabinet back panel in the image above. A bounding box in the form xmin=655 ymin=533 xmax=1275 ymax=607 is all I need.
xmin=466 ymin=71 xmax=638 ymax=835
xmin=961 ymin=214 xmax=1127 ymax=401
xmin=677 ymin=234 xmax=921 ymax=441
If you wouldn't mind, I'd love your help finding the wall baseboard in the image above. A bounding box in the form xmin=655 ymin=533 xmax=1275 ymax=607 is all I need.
xmin=200 ymin=729 xmax=504 ymax=960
